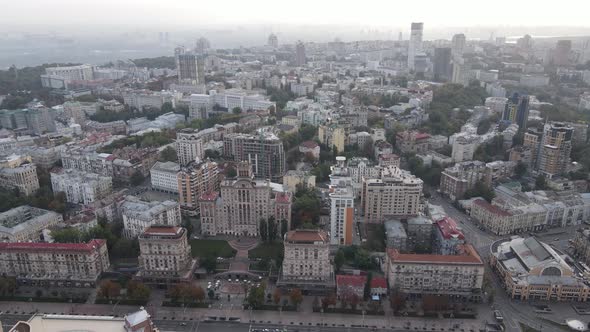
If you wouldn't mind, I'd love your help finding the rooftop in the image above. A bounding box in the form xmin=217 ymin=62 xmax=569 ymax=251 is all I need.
xmin=0 ymin=239 xmax=106 ymax=253
xmin=387 ymin=244 xmax=483 ymax=265
xmin=436 ymin=217 xmax=465 ymax=240
xmin=285 ymin=229 xmax=328 ymax=243
xmin=473 ymin=199 xmax=512 ymax=217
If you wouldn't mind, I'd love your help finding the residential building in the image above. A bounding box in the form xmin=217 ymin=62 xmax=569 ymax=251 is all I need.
xmin=0 ymin=162 xmax=39 ymax=196
xmin=137 ymin=226 xmax=196 ymax=285
xmin=451 ymin=136 xmax=477 ymax=162
xmin=299 ymin=140 xmax=320 ymax=160
xmin=433 ymin=48 xmax=452 ymax=82
xmin=384 ymin=219 xmax=408 ymax=252
xmin=378 ymin=153 xmax=400 ymax=168
xmin=121 ymin=196 xmax=181 ymax=238
xmin=509 ymin=146 xmax=534 ymax=168
xmin=361 ymin=166 xmax=423 ymax=222
xmin=0 ymin=239 xmax=109 ymax=287
xmin=50 ymin=169 xmax=112 ymax=205
xmin=122 ymin=90 xmax=179 ymax=111
xmin=329 ymin=185 xmax=354 ymax=246
xmin=469 ymin=198 xmax=547 ymax=235
xmin=502 ymin=93 xmax=530 ymax=129
xmin=0 ymin=206 xmax=63 ymax=242
xmin=175 ymin=46 xmax=204 ymax=85
xmin=177 ymin=159 xmax=219 ymax=215
xmin=573 ymin=228 xmax=590 ymax=267
xmin=0 ymin=108 xmax=56 ymax=135
xmin=198 ymin=162 xmax=291 ymax=236
xmin=434 ymin=217 xmax=465 ymax=255
xmin=150 ymin=161 xmax=180 ymax=194
xmin=283 ymin=170 xmax=316 ymax=193
xmin=318 ymin=124 xmax=345 ymax=153
xmin=485 ymin=97 xmax=508 ymax=114
xmin=268 ymin=33 xmax=278 ymax=48
xmin=439 ymin=161 xmax=486 ymax=200
xmin=385 ymin=245 xmax=484 ymax=301
xmin=451 ymin=33 xmax=466 ymax=59
xmin=279 ymin=229 xmax=334 ymax=290
xmin=491 ymin=237 xmax=590 ymax=302
xmin=407 ymin=216 xmax=433 ymax=252
xmin=373 ymin=140 xmax=394 ymax=160
xmin=538 ymin=122 xmax=573 ymax=177
xmin=176 ymin=129 xmax=205 ymax=166
xmin=396 ymin=131 xmax=431 ymax=154
xmin=44 ymin=64 xmax=94 ymax=82
xmin=295 ymin=41 xmax=306 ymax=66
xmin=223 ymin=131 xmax=286 ymax=182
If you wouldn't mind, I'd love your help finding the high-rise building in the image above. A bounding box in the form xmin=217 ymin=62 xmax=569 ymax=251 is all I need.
xmin=176 ymin=129 xmax=205 ymax=166
xmin=361 ymin=165 xmax=423 ymax=222
xmin=137 ymin=226 xmax=196 ymax=285
xmin=329 ymin=185 xmax=354 ymax=246
xmin=502 ymin=93 xmax=530 ymax=130
xmin=280 ymin=229 xmax=332 ymax=284
xmin=198 ymin=162 xmax=291 ymax=236
xmin=433 ymin=47 xmax=452 ymax=82
xmin=538 ymin=122 xmax=573 ymax=177
xmin=0 ymin=162 xmax=39 ymax=196
xmin=223 ymin=131 xmax=286 ymax=182
xmin=195 ymin=37 xmax=211 ymax=54
xmin=177 ymin=159 xmax=219 ymax=215
xmin=553 ymin=40 xmax=572 ymax=66
xmin=407 ymin=22 xmax=423 ymax=71
xmin=175 ymin=46 xmax=204 ymax=85
xmin=268 ymin=33 xmax=279 ymax=48
xmin=295 ymin=41 xmax=306 ymax=66
xmin=451 ymin=33 xmax=466 ymax=59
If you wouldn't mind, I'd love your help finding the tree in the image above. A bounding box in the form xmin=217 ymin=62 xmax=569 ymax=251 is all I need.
xmin=127 ymin=280 xmax=151 ymax=300
xmin=159 ymin=146 xmax=177 ymax=162
xmin=334 ymin=250 xmax=345 ymax=273
xmin=51 ymin=227 xmax=83 ymax=243
xmin=232 ymin=107 xmax=242 ymax=114
xmin=259 ymin=219 xmax=268 ymax=242
xmin=280 ymin=219 xmax=289 ymax=239
xmin=0 ymin=277 xmax=17 ymax=296
xmin=321 ymin=293 xmax=337 ymax=310
xmin=299 ymin=124 xmax=317 ymax=141
xmin=200 ymin=256 xmax=217 ymax=273
xmin=208 ymin=288 xmax=216 ymax=300
xmin=289 ymin=288 xmax=303 ymax=308
xmin=273 ymin=288 xmax=282 ymax=305
xmin=98 ymin=280 xmax=121 ymax=300
xmin=535 ymin=174 xmax=547 ymax=190
xmin=130 ymin=171 xmax=145 ymax=186
xmin=225 ymin=166 xmax=237 ymax=178
xmin=515 ymin=162 xmax=527 ymax=178
xmin=190 ymin=285 xmax=206 ymax=303
xmin=246 ymin=284 xmax=266 ymax=309
xmin=267 ymin=216 xmax=277 ymax=242
xmin=363 ymin=272 xmax=373 ymax=301
xmin=390 ymin=292 xmax=406 ymax=312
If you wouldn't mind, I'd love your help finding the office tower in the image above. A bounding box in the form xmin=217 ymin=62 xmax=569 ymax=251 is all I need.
xmin=407 ymin=22 xmax=423 ymax=71
xmin=195 ymin=37 xmax=211 ymax=54
xmin=553 ymin=40 xmax=572 ymax=66
xmin=223 ymin=131 xmax=286 ymax=182
xmin=451 ymin=33 xmax=466 ymax=59
xmin=295 ymin=40 xmax=306 ymax=66
xmin=502 ymin=93 xmax=530 ymax=130
xmin=175 ymin=46 xmax=204 ymax=85
xmin=538 ymin=122 xmax=573 ymax=177
xmin=433 ymin=47 xmax=452 ymax=82
xmin=517 ymin=34 xmax=533 ymax=51
xmin=268 ymin=33 xmax=278 ymax=48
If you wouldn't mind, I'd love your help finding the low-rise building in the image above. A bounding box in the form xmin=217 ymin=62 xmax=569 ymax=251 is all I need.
xmin=137 ymin=226 xmax=196 ymax=285
xmin=283 ymin=170 xmax=316 ymax=193
xmin=50 ymin=168 xmax=112 ymax=205
xmin=0 ymin=206 xmax=63 ymax=242
xmin=0 ymin=162 xmax=39 ymax=196
xmin=440 ymin=161 xmax=487 ymax=201
xmin=434 ymin=217 xmax=465 ymax=255
xmin=121 ymin=196 xmax=181 ymax=238
xmin=385 ymin=245 xmax=484 ymax=301
xmin=384 ymin=219 xmax=408 ymax=252
xmin=470 ymin=198 xmax=547 ymax=235
xmin=0 ymin=239 xmax=109 ymax=287
xmin=396 ymin=131 xmax=431 ymax=154
xmin=299 ymin=140 xmax=320 ymax=160
xmin=150 ymin=161 xmax=180 ymax=194
xmin=491 ymin=237 xmax=590 ymax=302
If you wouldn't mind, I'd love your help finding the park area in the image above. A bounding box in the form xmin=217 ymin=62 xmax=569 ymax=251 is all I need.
xmin=190 ymin=239 xmax=236 ymax=258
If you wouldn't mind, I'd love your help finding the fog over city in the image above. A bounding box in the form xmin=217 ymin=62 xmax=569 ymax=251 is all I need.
xmin=1 ymin=0 xmax=590 ymax=67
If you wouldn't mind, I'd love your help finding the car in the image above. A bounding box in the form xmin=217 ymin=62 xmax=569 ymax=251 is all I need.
xmin=554 ymin=238 xmax=560 ymax=241
xmin=493 ymin=310 xmax=504 ymax=322
xmin=180 ymin=322 xmax=187 ymax=326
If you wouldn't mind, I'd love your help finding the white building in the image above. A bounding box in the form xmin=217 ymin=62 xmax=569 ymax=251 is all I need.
xmin=451 ymin=136 xmax=478 ymax=162
xmin=280 ymin=229 xmax=333 ymax=286
xmin=329 ymin=186 xmax=354 ymax=246
xmin=121 ymin=196 xmax=181 ymax=238
xmin=44 ymin=64 xmax=94 ymax=82
xmin=0 ymin=206 xmax=63 ymax=242
xmin=485 ymin=97 xmax=509 ymax=114
xmin=150 ymin=161 xmax=180 ymax=194
xmin=176 ymin=130 xmax=204 ymax=166
xmin=51 ymin=169 xmax=112 ymax=205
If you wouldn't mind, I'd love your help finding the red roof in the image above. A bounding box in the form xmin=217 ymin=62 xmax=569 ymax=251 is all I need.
xmin=0 ymin=239 xmax=106 ymax=252
xmin=415 ymin=132 xmax=431 ymax=140
xmin=285 ymin=229 xmax=328 ymax=243
xmin=370 ymin=277 xmax=387 ymax=289
xmin=473 ymin=199 xmax=512 ymax=217
xmin=199 ymin=191 xmax=219 ymax=201
xmin=299 ymin=140 xmax=319 ymax=149
xmin=387 ymin=244 xmax=483 ymax=265
xmin=436 ymin=217 xmax=465 ymax=240
xmin=337 ymin=275 xmax=366 ymax=288
xmin=275 ymin=192 xmax=291 ymax=204
xmin=144 ymin=226 xmax=182 ymax=235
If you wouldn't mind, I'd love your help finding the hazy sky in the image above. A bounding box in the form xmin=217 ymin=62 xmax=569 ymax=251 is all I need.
xmin=2 ymin=0 xmax=590 ymax=28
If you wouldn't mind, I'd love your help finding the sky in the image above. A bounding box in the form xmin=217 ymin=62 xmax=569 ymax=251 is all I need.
xmin=2 ymin=0 xmax=590 ymax=28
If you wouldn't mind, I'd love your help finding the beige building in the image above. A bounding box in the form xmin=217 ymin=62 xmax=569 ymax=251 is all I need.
xmin=50 ymin=168 xmax=112 ymax=205
xmin=176 ymin=130 xmax=204 ymax=166
xmin=0 ymin=239 xmax=109 ymax=287
xmin=538 ymin=122 xmax=573 ymax=177
xmin=121 ymin=196 xmax=182 ymax=238
xmin=137 ymin=226 xmax=196 ymax=285
xmin=318 ymin=124 xmax=345 ymax=153
xmin=439 ymin=161 xmax=486 ymax=201
xmin=0 ymin=206 xmax=63 ymax=242
xmin=469 ymin=198 xmax=547 ymax=236
xmin=0 ymin=162 xmax=39 ymax=196
xmin=279 ymin=229 xmax=334 ymax=289
xmin=386 ymin=244 xmax=484 ymax=301
xmin=492 ymin=237 xmax=590 ymax=302
xmin=283 ymin=170 xmax=316 ymax=193
xmin=199 ymin=162 xmax=292 ymax=236
xmin=177 ymin=160 xmax=219 ymax=215
xmin=361 ymin=165 xmax=423 ymax=223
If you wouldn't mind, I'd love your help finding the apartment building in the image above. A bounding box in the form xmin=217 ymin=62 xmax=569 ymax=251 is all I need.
xmin=282 ymin=170 xmax=316 ymax=193
xmin=439 ymin=161 xmax=486 ymax=201
xmin=0 ymin=239 xmax=109 ymax=287
xmin=0 ymin=206 xmax=63 ymax=242
xmin=137 ymin=226 xmax=196 ymax=285
xmin=538 ymin=122 xmax=574 ymax=177
xmin=279 ymin=230 xmax=333 ymax=289
xmin=318 ymin=124 xmax=345 ymax=153
xmin=198 ymin=162 xmax=291 ymax=236
xmin=121 ymin=196 xmax=181 ymax=238
xmin=396 ymin=131 xmax=431 ymax=154
xmin=150 ymin=161 xmax=180 ymax=194
xmin=177 ymin=159 xmax=219 ymax=215
xmin=385 ymin=244 xmax=484 ymax=301
xmin=492 ymin=237 xmax=590 ymax=302
xmin=50 ymin=169 xmax=112 ymax=205
xmin=176 ymin=130 xmax=204 ymax=166
xmin=223 ymin=132 xmax=285 ymax=182
xmin=0 ymin=162 xmax=39 ymax=196
xmin=361 ymin=166 xmax=423 ymax=223
xmin=469 ymin=198 xmax=547 ymax=235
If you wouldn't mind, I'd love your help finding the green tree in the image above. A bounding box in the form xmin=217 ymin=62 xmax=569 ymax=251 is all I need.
xmin=267 ymin=217 xmax=277 ymax=242
xmin=200 ymin=256 xmax=217 ymax=273
xmin=127 ymin=280 xmax=151 ymax=300
xmin=280 ymin=219 xmax=289 ymax=239
xmin=363 ymin=272 xmax=373 ymax=301
xmin=535 ymin=174 xmax=547 ymax=190
xmin=225 ymin=166 xmax=237 ymax=178
xmin=51 ymin=227 xmax=83 ymax=243
xmin=130 ymin=171 xmax=145 ymax=186
xmin=232 ymin=107 xmax=242 ymax=114
xmin=334 ymin=250 xmax=345 ymax=273
xmin=298 ymin=124 xmax=317 ymax=141
xmin=159 ymin=146 xmax=177 ymax=162
xmin=515 ymin=162 xmax=527 ymax=178
xmin=246 ymin=283 xmax=266 ymax=309
xmin=259 ymin=219 xmax=268 ymax=242
xmin=98 ymin=280 xmax=121 ymax=300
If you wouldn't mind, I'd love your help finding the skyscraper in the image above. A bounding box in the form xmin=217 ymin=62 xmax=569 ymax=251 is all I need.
xmin=553 ymin=40 xmax=572 ymax=66
xmin=195 ymin=37 xmax=211 ymax=54
xmin=407 ymin=22 xmax=423 ymax=71
xmin=295 ymin=40 xmax=306 ymax=66
xmin=433 ymin=47 xmax=452 ymax=82
xmin=502 ymin=93 xmax=530 ymax=130
xmin=538 ymin=122 xmax=573 ymax=177
xmin=175 ymin=46 xmax=204 ymax=85
xmin=268 ymin=33 xmax=278 ymax=48
xmin=451 ymin=33 xmax=466 ymax=59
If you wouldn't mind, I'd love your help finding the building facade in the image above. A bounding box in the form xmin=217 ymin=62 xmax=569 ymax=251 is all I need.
xmin=0 ymin=206 xmax=63 ymax=242
xmin=177 ymin=159 xmax=219 ymax=215
xmin=50 ymin=169 xmax=112 ymax=205
xmin=150 ymin=161 xmax=180 ymax=194
xmin=223 ymin=132 xmax=286 ymax=182
xmin=121 ymin=196 xmax=182 ymax=238
xmin=280 ymin=230 xmax=333 ymax=286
